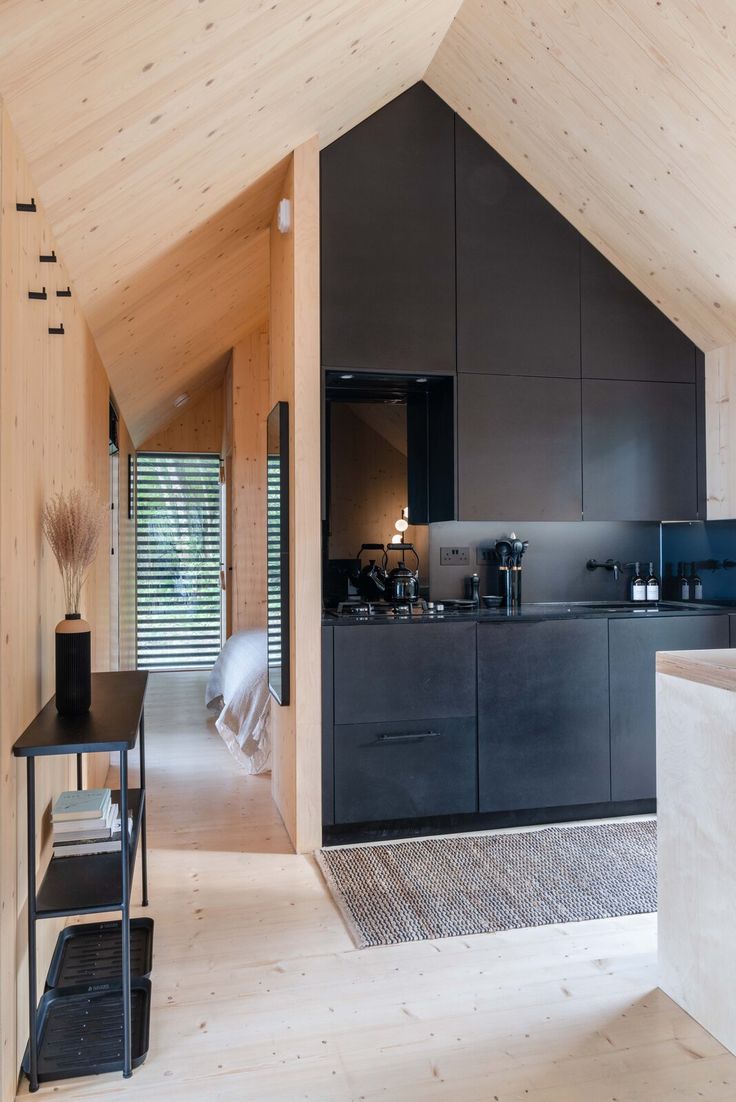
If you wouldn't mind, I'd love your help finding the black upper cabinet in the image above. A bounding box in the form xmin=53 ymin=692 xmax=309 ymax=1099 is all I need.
xmin=581 ymin=241 xmax=695 ymax=383
xmin=582 ymin=379 xmax=698 ymax=520
xmin=321 ymin=84 xmax=455 ymax=374
xmin=458 ymin=374 xmax=582 ymax=520
xmin=456 ymin=118 xmax=581 ymax=378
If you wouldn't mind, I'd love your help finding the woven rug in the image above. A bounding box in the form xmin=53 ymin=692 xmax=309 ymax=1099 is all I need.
xmin=316 ymin=819 xmax=657 ymax=948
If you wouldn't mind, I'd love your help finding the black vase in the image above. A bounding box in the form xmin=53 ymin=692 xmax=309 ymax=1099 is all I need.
xmin=55 ymin=614 xmax=91 ymax=715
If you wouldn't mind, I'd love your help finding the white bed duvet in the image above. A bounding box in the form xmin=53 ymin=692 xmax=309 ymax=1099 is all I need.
xmin=205 ymin=629 xmax=271 ymax=774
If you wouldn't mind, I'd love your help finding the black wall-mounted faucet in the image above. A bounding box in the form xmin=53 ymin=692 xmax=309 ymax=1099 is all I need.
xmin=586 ymin=558 xmax=622 ymax=582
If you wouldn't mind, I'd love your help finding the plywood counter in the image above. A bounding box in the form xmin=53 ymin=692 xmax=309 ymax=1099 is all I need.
xmin=657 ymin=648 xmax=736 ymax=1054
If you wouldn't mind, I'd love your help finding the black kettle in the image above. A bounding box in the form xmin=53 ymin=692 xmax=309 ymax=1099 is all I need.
xmin=354 ymin=544 xmax=388 ymax=602
xmin=384 ymin=544 xmax=420 ymax=603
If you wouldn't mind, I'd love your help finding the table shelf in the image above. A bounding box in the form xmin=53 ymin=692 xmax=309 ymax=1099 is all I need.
xmin=13 ymin=671 xmax=149 ymax=1091
xmin=36 ymin=789 xmax=145 ymax=919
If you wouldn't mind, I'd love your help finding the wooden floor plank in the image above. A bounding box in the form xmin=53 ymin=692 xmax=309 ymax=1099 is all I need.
xmin=17 ymin=670 xmax=736 ymax=1100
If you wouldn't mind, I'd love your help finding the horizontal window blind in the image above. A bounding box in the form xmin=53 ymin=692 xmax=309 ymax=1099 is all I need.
xmin=136 ymin=453 xmax=222 ymax=669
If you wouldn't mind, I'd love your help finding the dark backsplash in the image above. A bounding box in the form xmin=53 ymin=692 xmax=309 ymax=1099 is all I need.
xmin=662 ymin=521 xmax=736 ymax=600
xmin=428 ymin=521 xmax=661 ymax=603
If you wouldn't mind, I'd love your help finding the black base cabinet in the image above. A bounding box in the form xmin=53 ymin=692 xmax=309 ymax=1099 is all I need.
xmin=324 ymin=613 xmax=733 ymax=832
xmin=609 ymin=614 xmax=729 ymax=801
xmin=332 ymin=622 xmax=476 ymax=724
xmin=477 ymin=620 xmax=611 ymax=812
xmin=330 ymin=622 xmax=477 ymax=824
xmin=322 ymin=625 xmax=335 ymax=827
xmin=334 ymin=716 xmax=476 ymax=824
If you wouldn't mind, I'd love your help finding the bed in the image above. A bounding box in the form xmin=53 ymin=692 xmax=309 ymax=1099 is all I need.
xmin=205 ymin=629 xmax=271 ymax=774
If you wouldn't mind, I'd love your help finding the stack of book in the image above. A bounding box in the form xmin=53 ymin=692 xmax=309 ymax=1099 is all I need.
xmin=52 ymin=788 xmax=131 ymax=858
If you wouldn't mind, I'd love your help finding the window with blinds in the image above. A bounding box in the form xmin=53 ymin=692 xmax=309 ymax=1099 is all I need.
xmin=136 ymin=453 xmax=223 ymax=670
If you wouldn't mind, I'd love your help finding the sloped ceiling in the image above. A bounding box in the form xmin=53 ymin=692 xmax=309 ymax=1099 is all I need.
xmin=0 ymin=0 xmax=462 ymax=441
xmin=427 ymin=0 xmax=736 ymax=353
xmin=0 ymin=0 xmax=734 ymax=442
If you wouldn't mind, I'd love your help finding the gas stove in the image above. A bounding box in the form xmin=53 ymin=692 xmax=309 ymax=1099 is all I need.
xmin=331 ymin=598 xmax=476 ymax=619
xmin=335 ymin=600 xmax=427 ymax=619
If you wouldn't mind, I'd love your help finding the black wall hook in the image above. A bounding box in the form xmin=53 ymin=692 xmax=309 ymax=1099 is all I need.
xmin=56 ymin=286 xmax=72 ymax=298
xmin=16 ymin=198 xmax=37 ymax=212
xmin=28 ymin=287 xmax=47 ymax=300
xmin=39 ymin=251 xmax=57 ymax=263
xmin=48 ymin=323 xmax=64 ymax=335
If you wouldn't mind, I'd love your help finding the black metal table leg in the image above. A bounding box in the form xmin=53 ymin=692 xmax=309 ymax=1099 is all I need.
xmin=139 ymin=711 xmax=148 ymax=907
xmin=76 ymin=752 xmax=83 ymax=790
xmin=26 ymin=759 xmax=39 ymax=1092
xmin=119 ymin=750 xmax=132 ymax=1078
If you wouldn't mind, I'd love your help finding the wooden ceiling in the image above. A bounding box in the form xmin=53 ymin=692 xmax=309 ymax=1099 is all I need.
xmin=0 ymin=0 xmax=461 ymax=441
xmin=0 ymin=0 xmax=734 ymax=439
xmin=427 ymin=0 xmax=736 ymax=354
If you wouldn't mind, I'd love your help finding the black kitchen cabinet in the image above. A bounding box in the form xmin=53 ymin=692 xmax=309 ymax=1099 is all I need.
xmin=457 ymin=374 xmax=582 ymax=520
xmin=582 ymin=379 xmax=698 ymax=521
xmin=477 ymin=620 xmax=611 ymax=812
xmin=609 ymin=614 xmax=729 ymax=801
xmin=322 ymin=625 xmax=335 ymax=826
xmin=321 ymin=83 xmax=455 ymax=374
xmin=581 ymin=241 xmax=696 ymax=383
xmin=334 ymin=716 xmax=476 ymax=823
xmin=333 ymin=622 xmax=476 ymax=725
xmin=456 ymin=118 xmax=580 ymax=379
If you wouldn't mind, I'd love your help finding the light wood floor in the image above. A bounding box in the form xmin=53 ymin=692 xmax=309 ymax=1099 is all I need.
xmin=18 ymin=671 xmax=736 ymax=1101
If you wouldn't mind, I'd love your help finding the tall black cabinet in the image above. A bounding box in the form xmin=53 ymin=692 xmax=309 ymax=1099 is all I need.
xmin=320 ymin=81 xmax=705 ymax=525
xmin=320 ymin=84 xmax=455 ymax=375
xmin=455 ymin=118 xmax=580 ymax=379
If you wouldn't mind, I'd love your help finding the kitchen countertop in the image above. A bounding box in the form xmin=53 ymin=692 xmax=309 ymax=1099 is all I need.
xmin=323 ymin=601 xmax=736 ymax=626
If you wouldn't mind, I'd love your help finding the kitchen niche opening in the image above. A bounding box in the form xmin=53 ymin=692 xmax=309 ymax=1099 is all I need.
xmin=323 ymin=371 xmax=454 ymax=607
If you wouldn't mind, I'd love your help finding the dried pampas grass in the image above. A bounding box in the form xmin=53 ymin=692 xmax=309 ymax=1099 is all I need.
xmin=42 ymin=485 xmax=106 ymax=615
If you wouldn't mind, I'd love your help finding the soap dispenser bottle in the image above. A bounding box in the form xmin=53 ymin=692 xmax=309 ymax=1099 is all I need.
xmin=678 ymin=562 xmax=690 ymax=601
xmin=690 ymin=562 xmax=703 ymax=601
xmin=646 ymin=562 xmax=659 ymax=603
xmin=631 ymin=563 xmax=646 ymax=602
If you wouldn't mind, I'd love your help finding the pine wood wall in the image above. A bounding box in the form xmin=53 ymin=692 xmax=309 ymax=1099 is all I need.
xmin=228 ymin=328 xmax=270 ymax=634
xmin=268 ymin=140 xmax=322 ymax=853
xmin=116 ymin=416 xmax=137 ymax=670
xmin=139 ymin=384 xmax=224 ymax=454
xmin=0 ymin=102 xmax=127 ymax=1101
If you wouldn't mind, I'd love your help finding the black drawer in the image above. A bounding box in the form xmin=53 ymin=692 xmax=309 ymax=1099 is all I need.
xmin=334 ymin=716 xmax=477 ymax=824
xmin=333 ymin=622 xmax=476 ymax=724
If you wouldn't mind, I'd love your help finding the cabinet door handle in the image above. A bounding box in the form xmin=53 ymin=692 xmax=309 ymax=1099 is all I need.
xmin=375 ymin=731 xmax=440 ymax=744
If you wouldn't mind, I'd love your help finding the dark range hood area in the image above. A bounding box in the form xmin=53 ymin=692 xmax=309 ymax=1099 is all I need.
xmin=318 ymin=82 xmax=732 ymax=843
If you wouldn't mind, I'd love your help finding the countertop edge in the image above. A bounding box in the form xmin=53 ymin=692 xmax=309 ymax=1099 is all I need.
xmin=656 ymin=649 xmax=736 ymax=693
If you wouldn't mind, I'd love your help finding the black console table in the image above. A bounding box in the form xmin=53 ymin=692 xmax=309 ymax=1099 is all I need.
xmin=13 ymin=670 xmax=149 ymax=1091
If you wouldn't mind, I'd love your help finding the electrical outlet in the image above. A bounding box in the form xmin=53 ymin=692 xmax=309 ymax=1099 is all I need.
xmin=476 ymin=546 xmax=495 ymax=565
xmin=440 ymin=546 xmax=470 ymax=566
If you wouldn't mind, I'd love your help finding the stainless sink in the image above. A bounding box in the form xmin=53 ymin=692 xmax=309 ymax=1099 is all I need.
xmin=529 ymin=601 xmax=674 ymax=614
